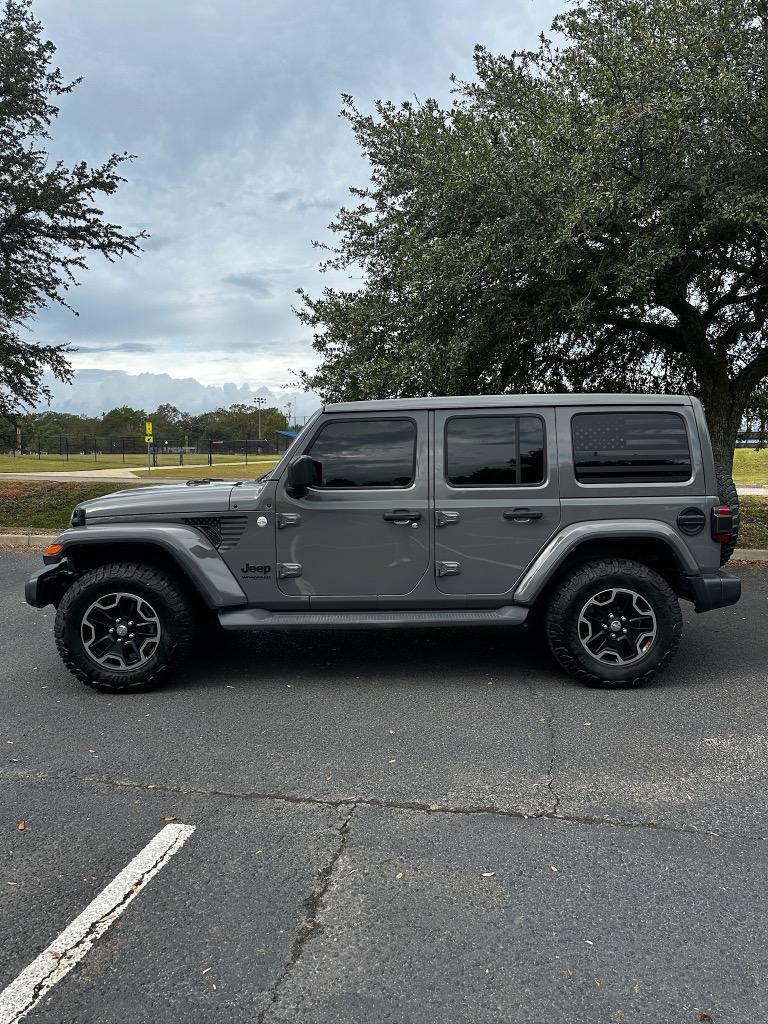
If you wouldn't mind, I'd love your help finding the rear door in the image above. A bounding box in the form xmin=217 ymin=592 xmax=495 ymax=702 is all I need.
xmin=274 ymin=413 xmax=430 ymax=598
xmin=433 ymin=408 xmax=560 ymax=595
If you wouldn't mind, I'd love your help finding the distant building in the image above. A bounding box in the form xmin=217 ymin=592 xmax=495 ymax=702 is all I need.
xmin=275 ymin=428 xmax=301 ymax=454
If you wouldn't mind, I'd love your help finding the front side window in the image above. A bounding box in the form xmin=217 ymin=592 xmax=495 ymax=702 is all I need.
xmin=445 ymin=415 xmax=546 ymax=487
xmin=307 ymin=418 xmax=416 ymax=488
xmin=572 ymin=411 xmax=692 ymax=483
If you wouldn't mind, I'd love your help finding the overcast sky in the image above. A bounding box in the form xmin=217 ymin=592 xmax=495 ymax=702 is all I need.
xmin=33 ymin=0 xmax=561 ymax=394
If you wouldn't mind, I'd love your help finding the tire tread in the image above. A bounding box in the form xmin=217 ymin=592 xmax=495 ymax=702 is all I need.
xmin=544 ymin=558 xmax=682 ymax=688
xmin=54 ymin=562 xmax=194 ymax=693
xmin=714 ymin=464 xmax=740 ymax=566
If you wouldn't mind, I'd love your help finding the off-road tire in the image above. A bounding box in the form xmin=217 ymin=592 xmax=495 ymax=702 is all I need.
xmin=714 ymin=463 xmax=740 ymax=566
xmin=544 ymin=558 xmax=682 ymax=688
xmin=54 ymin=563 xmax=195 ymax=693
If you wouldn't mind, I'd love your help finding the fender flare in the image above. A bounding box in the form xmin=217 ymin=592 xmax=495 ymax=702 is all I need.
xmin=49 ymin=523 xmax=247 ymax=609
xmin=513 ymin=520 xmax=699 ymax=606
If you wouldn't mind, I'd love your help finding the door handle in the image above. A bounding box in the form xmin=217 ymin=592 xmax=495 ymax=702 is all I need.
xmin=503 ymin=508 xmax=543 ymax=522
xmin=383 ymin=509 xmax=422 ymax=524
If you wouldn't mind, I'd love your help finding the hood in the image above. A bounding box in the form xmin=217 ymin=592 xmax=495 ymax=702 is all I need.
xmin=78 ymin=480 xmax=241 ymax=520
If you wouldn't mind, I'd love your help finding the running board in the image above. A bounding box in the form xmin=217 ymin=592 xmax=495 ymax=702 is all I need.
xmin=218 ymin=605 xmax=528 ymax=630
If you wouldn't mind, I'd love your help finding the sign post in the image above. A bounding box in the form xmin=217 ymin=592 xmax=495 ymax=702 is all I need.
xmin=144 ymin=420 xmax=154 ymax=471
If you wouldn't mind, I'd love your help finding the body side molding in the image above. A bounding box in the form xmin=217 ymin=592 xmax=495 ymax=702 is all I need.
xmin=219 ymin=605 xmax=529 ymax=629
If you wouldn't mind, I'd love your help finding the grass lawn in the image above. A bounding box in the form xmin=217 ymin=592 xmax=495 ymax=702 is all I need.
xmin=134 ymin=459 xmax=280 ymax=481
xmin=0 ymin=454 xmax=142 ymax=472
xmin=739 ymin=496 xmax=768 ymax=550
xmin=0 ymin=471 xmax=275 ymax=530
xmin=0 ymin=480 xmax=147 ymax=531
xmin=0 ymin=453 xmax=277 ymax=474
xmin=732 ymin=448 xmax=768 ymax=487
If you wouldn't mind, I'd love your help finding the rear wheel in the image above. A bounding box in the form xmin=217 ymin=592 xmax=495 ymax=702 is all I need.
xmin=544 ymin=558 xmax=682 ymax=687
xmin=54 ymin=563 xmax=194 ymax=692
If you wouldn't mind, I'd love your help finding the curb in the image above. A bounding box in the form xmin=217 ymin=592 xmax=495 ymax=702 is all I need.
xmin=0 ymin=533 xmax=57 ymax=547
xmin=733 ymin=547 xmax=768 ymax=561
xmin=1 ymin=532 xmax=767 ymax=564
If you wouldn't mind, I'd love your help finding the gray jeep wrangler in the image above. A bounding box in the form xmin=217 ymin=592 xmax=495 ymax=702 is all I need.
xmin=26 ymin=394 xmax=741 ymax=691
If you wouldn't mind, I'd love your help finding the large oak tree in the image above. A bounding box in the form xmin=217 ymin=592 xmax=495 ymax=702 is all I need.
xmin=0 ymin=0 xmax=143 ymax=419
xmin=299 ymin=0 xmax=768 ymax=471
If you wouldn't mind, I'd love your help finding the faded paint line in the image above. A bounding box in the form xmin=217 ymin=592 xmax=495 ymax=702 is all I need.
xmin=0 ymin=822 xmax=195 ymax=1024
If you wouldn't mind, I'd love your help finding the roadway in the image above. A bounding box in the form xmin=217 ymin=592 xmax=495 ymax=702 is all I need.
xmin=1 ymin=552 xmax=767 ymax=1023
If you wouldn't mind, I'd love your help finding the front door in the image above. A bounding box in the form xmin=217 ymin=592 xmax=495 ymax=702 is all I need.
xmin=275 ymin=413 xmax=430 ymax=599
xmin=433 ymin=408 xmax=560 ymax=595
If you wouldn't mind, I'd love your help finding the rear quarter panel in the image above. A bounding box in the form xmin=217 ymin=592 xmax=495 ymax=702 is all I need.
xmin=555 ymin=403 xmax=722 ymax=573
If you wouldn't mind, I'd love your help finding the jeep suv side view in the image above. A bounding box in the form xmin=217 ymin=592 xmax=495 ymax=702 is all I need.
xmin=25 ymin=394 xmax=741 ymax=691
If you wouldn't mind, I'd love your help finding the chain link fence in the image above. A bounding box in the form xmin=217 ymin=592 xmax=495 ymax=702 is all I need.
xmin=0 ymin=430 xmax=279 ymax=466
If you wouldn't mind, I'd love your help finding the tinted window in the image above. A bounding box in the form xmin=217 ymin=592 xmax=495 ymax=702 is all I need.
xmin=308 ymin=419 xmax=416 ymax=488
xmin=572 ymin=412 xmax=692 ymax=483
xmin=445 ymin=416 xmax=545 ymax=487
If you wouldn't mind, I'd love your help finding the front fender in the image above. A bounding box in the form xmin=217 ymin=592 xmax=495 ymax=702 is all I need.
xmin=43 ymin=523 xmax=246 ymax=609
xmin=513 ymin=519 xmax=700 ymax=606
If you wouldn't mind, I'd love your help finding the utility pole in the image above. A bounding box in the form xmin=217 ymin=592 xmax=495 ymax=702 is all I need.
xmin=253 ymin=396 xmax=266 ymax=439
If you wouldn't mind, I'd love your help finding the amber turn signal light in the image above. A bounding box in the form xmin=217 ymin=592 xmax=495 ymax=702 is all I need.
xmin=45 ymin=543 xmax=63 ymax=557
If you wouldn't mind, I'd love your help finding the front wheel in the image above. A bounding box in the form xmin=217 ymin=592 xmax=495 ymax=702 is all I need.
xmin=544 ymin=559 xmax=682 ymax=688
xmin=54 ymin=563 xmax=195 ymax=692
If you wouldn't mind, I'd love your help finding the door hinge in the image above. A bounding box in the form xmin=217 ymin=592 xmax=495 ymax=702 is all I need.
xmin=276 ymin=512 xmax=302 ymax=529
xmin=435 ymin=510 xmax=460 ymax=527
xmin=436 ymin=561 xmax=461 ymax=577
xmin=278 ymin=563 xmax=303 ymax=579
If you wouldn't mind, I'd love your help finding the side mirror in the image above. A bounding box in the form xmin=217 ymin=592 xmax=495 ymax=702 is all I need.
xmin=287 ymin=455 xmax=320 ymax=494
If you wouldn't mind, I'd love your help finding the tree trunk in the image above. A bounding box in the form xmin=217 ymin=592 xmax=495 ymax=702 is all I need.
xmin=697 ymin=380 xmax=745 ymax=476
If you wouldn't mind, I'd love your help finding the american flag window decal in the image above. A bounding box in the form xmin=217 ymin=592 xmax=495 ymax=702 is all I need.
xmin=572 ymin=412 xmax=692 ymax=484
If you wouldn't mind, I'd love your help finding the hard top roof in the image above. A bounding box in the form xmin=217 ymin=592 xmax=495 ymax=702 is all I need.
xmin=324 ymin=393 xmax=693 ymax=413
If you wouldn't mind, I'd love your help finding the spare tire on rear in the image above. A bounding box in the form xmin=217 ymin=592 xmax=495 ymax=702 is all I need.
xmin=714 ymin=463 xmax=740 ymax=566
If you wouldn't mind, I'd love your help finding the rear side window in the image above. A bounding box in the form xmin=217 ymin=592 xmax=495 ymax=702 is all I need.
xmin=445 ymin=416 xmax=546 ymax=487
xmin=572 ymin=412 xmax=692 ymax=484
xmin=307 ymin=418 xmax=416 ymax=488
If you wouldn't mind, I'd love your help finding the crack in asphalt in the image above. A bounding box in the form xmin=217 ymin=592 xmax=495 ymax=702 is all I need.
xmin=0 ymin=767 xmax=742 ymax=841
xmin=257 ymin=807 xmax=353 ymax=1024
xmin=524 ymin=673 xmax=562 ymax=817
xmin=539 ymin=692 xmax=562 ymax=818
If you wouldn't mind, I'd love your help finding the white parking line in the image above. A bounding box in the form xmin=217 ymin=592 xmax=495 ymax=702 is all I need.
xmin=0 ymin=822 xmax=195 ymax=1024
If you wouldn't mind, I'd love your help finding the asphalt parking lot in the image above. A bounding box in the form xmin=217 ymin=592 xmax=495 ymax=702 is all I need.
xmin=1 ymin=551 xmax=767 ymax=1023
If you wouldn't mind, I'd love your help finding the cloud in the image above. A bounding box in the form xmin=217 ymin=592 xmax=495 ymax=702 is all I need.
xmin=74 ymin=342 xmax=155 ymax=353
xmin=30 ymin=0 xmax=561 ymax=407
xmin=39 ymin=368 xmax=320 ymax=420
xmin=270 ymin=190 xmax=337 ymax=214
xmin=222 ymin=273 xmax=273 ymax=297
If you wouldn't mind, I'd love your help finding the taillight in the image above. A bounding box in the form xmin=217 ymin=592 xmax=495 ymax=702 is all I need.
xmin=711 ymin=505 xmax=733 ymax=543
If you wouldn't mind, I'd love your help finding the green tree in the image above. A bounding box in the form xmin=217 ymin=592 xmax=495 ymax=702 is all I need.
xmin=187 ymin=404 xmax=287 ymax=442
xmin=298 ymin=0 xmax=768 ymax=471
xmin=99 ymin=406 xmax=146 ymax=436
xmin=18 ymin=409 xmax=93 ymax=436
xmin=262 ymin=408 xmax=288 ymax=443
xmin=0 ymin=0 xmax=144 ymax=419
xmin=744 ymin=382 xmax=768 ymax=446
xmin=149 ymin=403 xmax=190 ymax=436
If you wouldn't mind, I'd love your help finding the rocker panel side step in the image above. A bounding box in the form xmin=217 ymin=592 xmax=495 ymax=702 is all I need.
xmin=218 ymin=605 xmax=529 ymax=630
